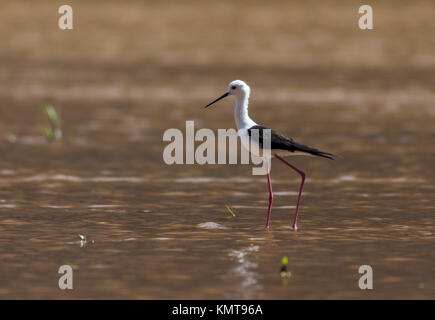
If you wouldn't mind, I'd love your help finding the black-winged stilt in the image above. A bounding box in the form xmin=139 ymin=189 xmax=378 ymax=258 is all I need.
xmin=205 ymin=80 xmax=337 ymax=231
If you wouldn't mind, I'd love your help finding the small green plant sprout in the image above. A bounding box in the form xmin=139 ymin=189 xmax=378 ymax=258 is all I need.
xmin=280 ymin=256 xmax=292 ymax=279
xmin=78 ymin=234 xmax=87 ymax=247
xmin=225 ymin=205 xmax=236 ymax=217
xmin=42 ymin=104 xmax=62 ymax=142
xmin=282 ymin=256 xmax=288 ymax=266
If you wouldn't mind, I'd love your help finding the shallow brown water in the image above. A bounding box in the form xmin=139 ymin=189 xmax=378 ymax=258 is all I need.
xmin=0 ymin=0 xmax=434 ymax=299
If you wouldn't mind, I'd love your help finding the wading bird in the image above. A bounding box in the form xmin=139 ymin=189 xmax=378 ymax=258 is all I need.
xmin=205 ymin=80 xmax=337 ymax=231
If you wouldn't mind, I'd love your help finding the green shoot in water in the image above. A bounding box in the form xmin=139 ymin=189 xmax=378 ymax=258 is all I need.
xmin=280 ymin=256 xmax=291 ymax=280
xmin=225 ymin=205 xmax=236 ymax=217
xmin=42 ymin=105 xmax=62 ymax=142
xmin=282 ymin=256 xmax=289 ymax=266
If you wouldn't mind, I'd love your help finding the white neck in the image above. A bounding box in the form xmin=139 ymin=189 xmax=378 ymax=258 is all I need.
xmin=234 ymin=88 xmax=256 ymax=130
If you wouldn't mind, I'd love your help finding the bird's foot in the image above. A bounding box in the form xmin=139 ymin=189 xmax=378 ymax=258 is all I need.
xmin=292 ymin=224 xmax=298 ymax=232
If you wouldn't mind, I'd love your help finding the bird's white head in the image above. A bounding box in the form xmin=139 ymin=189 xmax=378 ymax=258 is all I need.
xmin=205 ymin=79 xmax=250 ymax=108
xmin=228 ymin=80 xmax=250 ymax=96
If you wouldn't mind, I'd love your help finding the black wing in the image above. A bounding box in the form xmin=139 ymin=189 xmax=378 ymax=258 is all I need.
xmin=247 ymin=125 xmax=337 ymax=160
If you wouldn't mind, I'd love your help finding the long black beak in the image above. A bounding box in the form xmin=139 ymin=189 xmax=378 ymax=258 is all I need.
xmin=204 ymin=92 xmax=229 ymax=108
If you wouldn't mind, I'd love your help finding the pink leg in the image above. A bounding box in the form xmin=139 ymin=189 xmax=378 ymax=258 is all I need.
xmin=274 ymin=154 xmax=306 ymax=231
xmin=265 ymin=171 xmax=274 ymax=229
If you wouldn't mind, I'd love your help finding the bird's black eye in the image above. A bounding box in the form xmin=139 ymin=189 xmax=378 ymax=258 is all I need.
xmin=231 ymin=86 xmax=237 ymax=90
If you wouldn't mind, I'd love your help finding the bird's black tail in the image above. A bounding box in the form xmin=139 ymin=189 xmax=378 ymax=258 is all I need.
xmin=289 ymin=141 xmax=339 ymax=160
xmin=307 ymin=149 xmax=338 ymax=160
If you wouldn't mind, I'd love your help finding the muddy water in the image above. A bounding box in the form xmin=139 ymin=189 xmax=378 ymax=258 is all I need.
xmin=0 ymin=0 xmax=435 ymax=299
